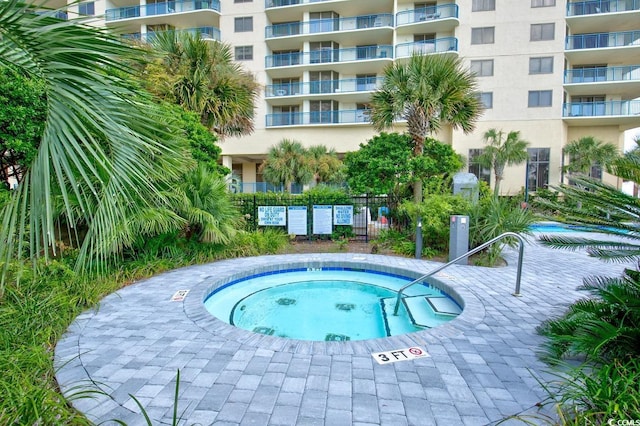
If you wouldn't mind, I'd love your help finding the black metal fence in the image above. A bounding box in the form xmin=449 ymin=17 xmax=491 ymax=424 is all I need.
xmin=231 ymin=193 xmax=401 ymax=242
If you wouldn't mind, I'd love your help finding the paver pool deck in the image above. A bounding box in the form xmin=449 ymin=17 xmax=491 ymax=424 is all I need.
xmin=54 ymin=231 xmax=635 ymax=426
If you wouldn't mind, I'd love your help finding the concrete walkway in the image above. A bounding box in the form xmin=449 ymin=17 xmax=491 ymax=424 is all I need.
xmin=54 ymin=232 xmax=634 ymax=425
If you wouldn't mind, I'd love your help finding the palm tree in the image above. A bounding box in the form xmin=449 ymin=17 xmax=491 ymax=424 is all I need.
xmin=170 ymin=165 xmax=243 ymax=243
xmin=563 ymin=136 xmax=619 ymax=180
xmin=145 ymin=31 xmax=259 ymax=138
xmin=477 ymin=129 xmax=529 ymax=196
xmin=307 ymin=145 xmax=344 ymax=185
xmin=0 ymin=1 xmax=187 ymax=287
xmin=259 ymin=139 xmax=313 ymax=192
xmin=370 ymin=53 xmax=482 ymax=203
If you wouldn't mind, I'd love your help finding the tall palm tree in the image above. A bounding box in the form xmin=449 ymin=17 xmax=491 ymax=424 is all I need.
xmin=259 ymin=139 xmax=313 ymax=192
xmin=563 ymin=135 xmax=619 ymax=179
xmin=477 ymin=129 xmax=529 ymax=196
xmin=0 ymin=1 xmax=187 ymax=287
xmin=307 ymin=145 xmax=344 ymax=185
xmin=370 ymin=53 xmax=482 ymax=203
xmin=145 ymin=32 xmax=259 ymax=138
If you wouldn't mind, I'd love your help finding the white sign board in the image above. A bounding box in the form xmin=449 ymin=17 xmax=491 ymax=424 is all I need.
xmin=287 ymin=206 xmax=308 ymax=235
xmin=371 ymin=347 xmax=430 ymax=364
xmin=313 ymin=205 xmax=333 ymax=234
xmin=258 ymin=206 xmax=286 ymax=226
xmin=333 ymin=205 xmax=354 ymax=226
xmin=171 ymin=290 xmax=190 ymax=302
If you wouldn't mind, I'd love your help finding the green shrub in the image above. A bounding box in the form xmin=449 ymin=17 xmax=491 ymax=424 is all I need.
xmin=399 ymin=194 xmax=471 ymax=252
xmin=469 ymin=196 xmax=534 ymax=265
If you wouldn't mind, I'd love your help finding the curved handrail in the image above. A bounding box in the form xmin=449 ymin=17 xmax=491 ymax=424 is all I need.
xmin=393 ymin=232 xmax=526 ymax=316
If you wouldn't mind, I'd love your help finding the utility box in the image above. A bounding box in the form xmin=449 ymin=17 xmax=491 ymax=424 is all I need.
xmin=453 ymin=172 xmax=479 ymax=204
xmin=449 ymin=215 xmax=470 ymax=265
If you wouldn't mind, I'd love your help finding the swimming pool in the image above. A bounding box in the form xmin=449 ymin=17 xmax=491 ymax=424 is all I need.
xmin=204 ymin=268 xmax=462 ymax=341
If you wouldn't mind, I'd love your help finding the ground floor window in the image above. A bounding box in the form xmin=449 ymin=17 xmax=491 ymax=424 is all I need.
xmin=527 ymin=148 xmax=550 ymax=190
xmin=468 ymin=149 xmax=491 ymax=184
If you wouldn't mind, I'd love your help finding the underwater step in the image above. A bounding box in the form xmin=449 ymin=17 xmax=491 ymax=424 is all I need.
xmin=380 ymin=297 xmax=425 ymax=336
xmin=403 ymin=295 xmax=462 ymax=328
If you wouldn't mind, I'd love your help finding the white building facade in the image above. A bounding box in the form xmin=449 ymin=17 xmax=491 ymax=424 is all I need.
xmin=69 ymin=0 xmax=640 ymax=194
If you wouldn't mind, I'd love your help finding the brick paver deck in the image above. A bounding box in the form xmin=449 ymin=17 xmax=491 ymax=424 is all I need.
xmin=55 ymin=231 xmax=633 ymax=425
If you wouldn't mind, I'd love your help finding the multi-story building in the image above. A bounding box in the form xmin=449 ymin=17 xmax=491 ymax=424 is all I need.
xmin=78 ymin=0 xmax=640 ymax=194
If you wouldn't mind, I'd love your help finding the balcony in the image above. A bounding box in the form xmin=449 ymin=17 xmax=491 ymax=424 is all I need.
xmin=130 ymin=26 xmax=221 ymax=43
xmin=567 ymin=0 xmax=640 ymax=16
xmin=565 ymin=30 xmax=640 ymax=64
xmin=266 ymin=109 xmax=372 ymax=127
xmin=563 ymin=99 xmax=640 ymax=128
xmin=266 ymin=14 xmax=393 ymax=38
xmin=564 ymin=65 xmax=640 ymax=96
xmin=395 ymin=38 xmax=458 ymax=58
xmin=266 ymin=77 xmax=383 ymax=97
xmin=105 ymin=0 xmax=221 ymax=22
xmin=395 ymin=4 xmax=459 ymax=34
xmin=265 ymin=45 xmax=393 ymax=75
xmin=265 ymin=14 xmax=393 ymax=48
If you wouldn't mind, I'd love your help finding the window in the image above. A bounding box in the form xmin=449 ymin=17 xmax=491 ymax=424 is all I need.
xmin=78 ymin=1 xmax=95 ymax=15
xmin=479 ymin=92 xmax=493 ymax=109
xmin=310 ymin=41 xmax=338 ymax=63
xmin=569 ymin=65 xmax=606 ymax=83
xmin=309 ymin=71 xmax=338 ymax=94
xmin=272 ymin=105 xmax=300 ymax=126
xmin=234 ymin=17 xmax=253 ymax=32
xmin=310 ymin=11 xmax=338 ymax=33
xmin=470 ymin=59 xmax=494 ymax=76
xmin=471 ymin=27 xmax=495 ymax=44
xmin=272 ymin=78 xmax=300 ymax=96
xmin=235 ymin=45 xmax=253 ymax=60
xmin=468 ymin=149 xmax=491 ymax=184
xmin=472 ymin=0 xmax=495 ymax=11
xmin=531 ymin=0 xmax=555 ymax=7
xmin=356 ymin=74 xmax=377 ymax=91
xmin=530 ymin=23 xmax=555 ymax=41
xmin=310 ymin=100 xmax=338 ymax=124
xmin=569 ymin=95 xmax=606 ymax=116
xmin=528 ymin=90 xmax=552 ymax=107
xmin=527 ymin=148 xmax=550 ymax=191
xmin=529 ymin=57 xmax=554 ymax=74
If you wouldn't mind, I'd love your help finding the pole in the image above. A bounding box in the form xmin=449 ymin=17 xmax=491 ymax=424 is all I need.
xmin=415 ymin=216 xmax=423 ymax=259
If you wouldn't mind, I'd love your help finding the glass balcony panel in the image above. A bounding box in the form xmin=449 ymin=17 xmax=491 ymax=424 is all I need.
xmin=395 ymin=3 xmax=458 ymax=26
xmin=564 ymin=100 xmax=640 ymax=117
xmin=567 ymin=0 xmax=640 ymax=15
xmin=266 ymin=109 xmax=379 ymax=126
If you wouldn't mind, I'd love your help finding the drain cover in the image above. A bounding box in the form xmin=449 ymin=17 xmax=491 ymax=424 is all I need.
xmin=325 ymin=333 xmax=350 ymax=341
xmin=276 ymin=298 xmax=296 ymax=305
xmin=253 ymin=327 xmax=275 ymax=335
xmin=335 ymin=303 xmax=355 ymax=311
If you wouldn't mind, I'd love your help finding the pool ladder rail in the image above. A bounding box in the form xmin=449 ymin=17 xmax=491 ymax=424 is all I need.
xmin=392 ymin=232 xmax=526 ymax=316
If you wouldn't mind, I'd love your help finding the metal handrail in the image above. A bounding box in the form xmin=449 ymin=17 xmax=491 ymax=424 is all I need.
xmin=393 ymin=232 xmax=526 ymax=316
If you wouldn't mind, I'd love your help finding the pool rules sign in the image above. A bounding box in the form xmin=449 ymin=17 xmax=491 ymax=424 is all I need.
xmin=372 ymin=347 xmax=430 ymax=364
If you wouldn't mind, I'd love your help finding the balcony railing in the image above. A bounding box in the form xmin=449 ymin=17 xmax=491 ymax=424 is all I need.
xmin=122 ymin=27 xmax=221 ymax=42
xmin=106 ymin=0 xmax=220 ymax=21
xmin=266 ymin=0 xmax=334 ymax=8
xmin=395 ymin=38 xmax=458 ymax=58
xmin=395 ymin=3 xmax=458 ymax=26
xmin=266 ymin=109 xmax=371 ymax=126
xmin=565 ymin=65 xmax=640 ymax=83
xmin=566 ymin=30 xmax=640 ymax=50
xmin=265 ymin=45 xmax=393 ymax=68
xmin=266 ymin=13 xmax=393 ymax=38
xmin=563 ymin=100 xmax=640 ymax=117
xmin=567 ymin=0 xmax=640 ymax=16
xmin=265 ymin=77 xmax=383 ymax=97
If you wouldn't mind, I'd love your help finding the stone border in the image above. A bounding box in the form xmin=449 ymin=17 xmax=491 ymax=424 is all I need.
xmin=183 ymin=256 xmax=485 ymax=355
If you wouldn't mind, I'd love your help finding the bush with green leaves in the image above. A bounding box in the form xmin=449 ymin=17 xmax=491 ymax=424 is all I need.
xmin=399 ymin=193 xmax=471 ymax=253
xmin=468 ymin=196 xmax=534 ymax=265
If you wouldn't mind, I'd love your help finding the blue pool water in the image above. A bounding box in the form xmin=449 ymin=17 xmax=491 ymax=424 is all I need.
xmin=203 ymin=269 xmax=462 ymax=341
